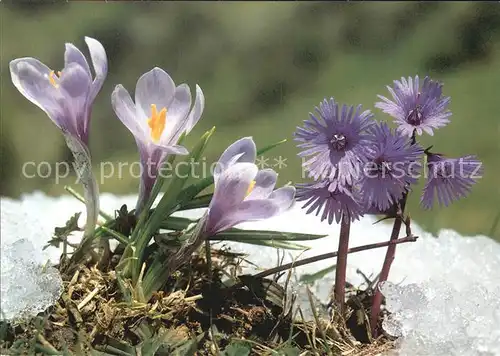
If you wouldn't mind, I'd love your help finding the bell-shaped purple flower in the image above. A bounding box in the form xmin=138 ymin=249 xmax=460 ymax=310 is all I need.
xmin=111 ymin=67 xmax=205 ymax=211
xmin=421 ymin=153 xmax=483 ymax=209
xmin=296 ymin=178 xmax=364 ymax=224
xmin=295 ymin=98 xmax=375 ymax=186
xmin=360 ymin=122 xmax=423 ymax=211
xmin=10 ymin=37 xmax=107 ymax=235
xmin=375 ymin=75 xmax=451 ymax=137
xmin=203 ymin=137 xmax=295 ymax=236
xmin=10 ymin=37 xmax=107 ymax=146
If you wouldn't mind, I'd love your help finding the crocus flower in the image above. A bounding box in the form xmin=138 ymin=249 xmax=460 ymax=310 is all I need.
xmin=421 ymin=153 xmax=482 ymax=209
xmin=360 ymin=122 xmax=423 ymax=211
xmin=111 ymin=67 xmax=205 ymax=212
xmin=296 ymin=178 xmax=364 ymax=224
xmin=375 ymin=75 xmax=451 ymax=137
xmin=202 ymin=137 xmax=295 ymax=236
xmin=10 ymin=37 xmax=107 ymax=146
xmin=10 ymin=37 xmax=107 ymax=235
xmin=295 ymin=98 xmax=374 ymax=186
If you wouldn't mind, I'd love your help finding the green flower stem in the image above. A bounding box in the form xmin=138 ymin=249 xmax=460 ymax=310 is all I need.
xmin=132 ymin=134 xmax=185 ymax=237
xmin=64 ymin=185 xmax=113 ymax=221
xmin=128 ymin=128 xmax=215 ymax=284
xmin=142 ymin=215 xmax=208 ymax=300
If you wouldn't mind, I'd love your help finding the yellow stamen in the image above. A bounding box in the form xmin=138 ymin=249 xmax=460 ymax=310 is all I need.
xmin=147 ymin=104 xmax=167 ymax=143
xmin=48 ymin=70 xmax=62 ymax=88
xmin=245 ymin=180 xmax=256 ymax=198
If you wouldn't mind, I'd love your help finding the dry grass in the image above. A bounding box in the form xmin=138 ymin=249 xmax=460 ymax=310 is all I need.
xmin=0 ymin=245 xmax=396 ymax=355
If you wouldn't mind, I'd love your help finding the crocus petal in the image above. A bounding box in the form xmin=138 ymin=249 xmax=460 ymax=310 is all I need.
xmin=58 ymin=63 xmax=92 ymax=138
xmin=212 ymin=199 xmax=280 ymax=234
xmin=135 ymin=67 xmax=175 ymax=120
xmin=64 ymin=43 xmax=91 ymax=78
xmin=268 ymin=186 xmax=296 ymax=213
xmin=212 ymin=162 xmax=258 ymax=209
xmin=185 ymin=84 xmax=205 ymax=134
xmin=159 ymin=83 xmax=192 ymax=145
xmin=214 ymin=137 xmax=257 ymax=177
xmin=246 ymin=169 xmax=277 ymax=200
xmin=112 ymin=84 xmax=147 ymax=140
xmin=9 ymin=58 xmax=67 ymax=130
xmin=85 ymin=36 xmax=108 ymax=103
xmin=207 ymin=162 xmax=258 ymax=234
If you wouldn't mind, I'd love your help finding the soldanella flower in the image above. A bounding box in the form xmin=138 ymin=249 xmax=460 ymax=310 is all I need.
xmin=375 ymin=75 xmax=451 ymax=137
xmin=10 ymin=37 xmax=107 ymax=146
xmin=421 ymin=152 xmax=482 ymax=209
xmin=202 ymin=137 xmax=295 ymax=236
xmin=9 ymin=37 xmax=107 ymax=236
xmin=296 ymin=178 xmax=364 ymax=224
xmin=111 ymin=67 xmax=205 ymax=212
xmin=360 ymin=122 xmax=423 ymax=211
xmin=295 ymin=98 xmax=374 ymax=186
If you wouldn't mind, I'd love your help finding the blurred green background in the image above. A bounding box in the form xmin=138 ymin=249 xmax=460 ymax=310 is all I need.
xmin=1 ymin=2 xmax=499 ymax=240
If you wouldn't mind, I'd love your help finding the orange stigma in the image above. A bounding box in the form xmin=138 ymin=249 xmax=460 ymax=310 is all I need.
xmin=147 ymin=104 xmax=167 ymax=143
xmin=49 ymin=70 xmax=62 ymax=88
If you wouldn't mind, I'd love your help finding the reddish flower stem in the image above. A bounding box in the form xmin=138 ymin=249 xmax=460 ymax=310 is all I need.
xmin=370 ymin=195 xmax=407 ymax=337
xmin=334 ymin=213 xmax=351 ymax=314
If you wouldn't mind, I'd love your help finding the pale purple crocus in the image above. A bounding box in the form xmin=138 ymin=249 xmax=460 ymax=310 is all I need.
xmin=10 ymin=37 xmax=107 ymax=146
xmin=375 ymin=75 xmax=451 ymax=137
xmin=202 ymin=137 xmax=296 ymax=236
xmin=9 ymin=37 xmax=107 ymax=236
xmin=111 ymin=67 xmax=205 ymax=212
xmin=421 ymin=153 xmax=483 ymax=209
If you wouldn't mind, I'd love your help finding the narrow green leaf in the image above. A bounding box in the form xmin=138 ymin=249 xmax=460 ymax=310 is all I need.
xmin=178 ymin=193 xmax=212 ymax=210
xmin=142 ymin=127 xmax=214 ymax=236
xmin=237 ymin=239 xmax=310 ymax=250
xmin=299 ymin=264 xmax=336 ymax=284
xmin=214 ymin=229 xmax=328 ymax=242
xmin=100 ymin=226 xmax=129 ymax=246
xmin=256 ymin=138 xmax=287 ymax=156
xmin=131 ymin=127 xmax=215 ymax=282
xmin=161 ymin=217 xmax=328 ymax=243
xmin=64 ymin=185 xmax=113 ymax=221
xmin=159 ymin=216 xmax=194 ymax=230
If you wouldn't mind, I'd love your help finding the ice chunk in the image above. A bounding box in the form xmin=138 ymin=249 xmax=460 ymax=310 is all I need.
xmin=1 ymin=238 xmax=63 ymax=321
xmin=381 ymin=280 xmax=500 ymax=356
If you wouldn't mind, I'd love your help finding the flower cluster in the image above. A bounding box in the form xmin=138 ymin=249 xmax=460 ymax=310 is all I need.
xmin=10 ymin=37 xmax=296 ymax=239
xmin=295 ymin=75 xmax=483 ymax=223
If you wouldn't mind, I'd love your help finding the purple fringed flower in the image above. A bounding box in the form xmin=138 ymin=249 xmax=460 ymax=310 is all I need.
xmin=203 ymin=137 xmax=295 ymax=236
xmin=375 ymin=75 xmax=451 ymax=137
xmin=10 ymin=37 xmax=107 ymax=146
xmin=421 ymin=153 xmax=483 ymax=209
xmin=360 ymin=122 xmax=423 ymax=211
xmin=296 ymin=179 xmax=364 ymax=224
xmin=295 ymin=98 xmax=375 ymax=186
xmin=111 ymin=67 xmax=205 ymax=212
